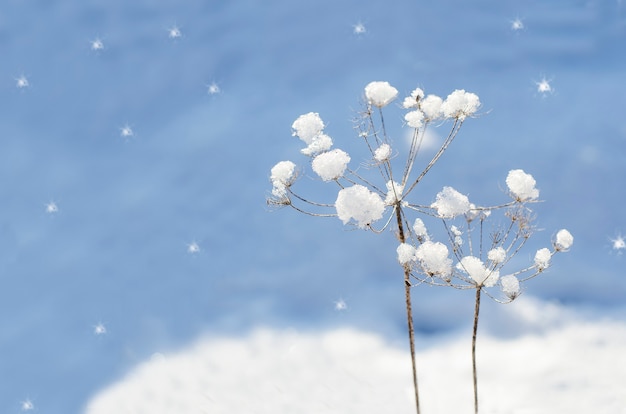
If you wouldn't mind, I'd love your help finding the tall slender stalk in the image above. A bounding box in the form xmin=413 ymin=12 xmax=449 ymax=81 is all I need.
xmin=395 ymin=206 xmax=421 ymax=414
xmin=472 ymin=287 xmax=482 ymax=414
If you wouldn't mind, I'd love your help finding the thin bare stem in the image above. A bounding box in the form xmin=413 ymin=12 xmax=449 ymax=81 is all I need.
xmin=470 ymin=200 xmax=520 ymax=211
xmin=289 ymin=189 xmax=335 ymax=208
xmin=467 ymin=219 xmax=475 ymax=257
xmin=402 ymin=126 xmax=426 ymax=187
xmin=370 ymin=206 xmax=401 ymax=233
xmin=362 ymin=108 xmax=394 ymax=183
xmin=479 ymin=217 xmax=484 ymax=258
xmin=288 ymin=203 xmax=336 ymax=217
xmin=345 ymin=168 xmax=386 ymax=195
xmin=403 ymin=119 xmax=462 ymax=199
xmin=396 ymin=206 xmax=421 ymax=414
xmin=472 ymin=287 xmax=481 ymax=414
xmin=378 ymin=107 xmax=389 ymax=142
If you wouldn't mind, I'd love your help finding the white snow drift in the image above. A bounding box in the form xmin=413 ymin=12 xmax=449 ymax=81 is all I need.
xmin=84 ymin=298 xmax=626 ymax=414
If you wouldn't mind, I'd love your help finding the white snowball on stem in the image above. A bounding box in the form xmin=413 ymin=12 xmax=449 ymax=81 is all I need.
xmin=335 ymin=185 xmax=385 ymax=229
xmin=506 ymin=169 xmax=539 ymax=201
xmin=365 ymin=81 xmax=398 ymax=108
xmin=431 ymin=186 xmax=471 ymax=218
xmin=312 ymin=149 xmax=350 ymax=181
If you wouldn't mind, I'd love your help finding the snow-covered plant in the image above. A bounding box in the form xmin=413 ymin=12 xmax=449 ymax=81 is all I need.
xmin=267 ymin=81 xmax=571 ymax=414
xmin=401 ymin=176 xmax=572 ymax=413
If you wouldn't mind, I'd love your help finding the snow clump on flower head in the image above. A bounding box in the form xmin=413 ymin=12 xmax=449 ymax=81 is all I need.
xmin=412 ymin=218 xmax=429 ymax=242
xmin=441 ymin=89 xmax=480 ymax=120
xmin=402 ymin=87 xmax=425 ymax=109
xmin=420 ymin=94 xmax=444 ymax=121
xmin=335 ymin=184 xmax=385 ymax=229
xmin=397 ymin=243 xmax=417 ymax=265
xmin=365 ymin=81 xmax=398 ymax=108
xmin=506 ymin=169 xmax=539 ymax=201
xmin=431 ymin=186 xmax=471 ymax=218
xmin=457 ymin=256 xmax=499 ymax=287
xmin=415 ymin=241 xmax=452 ymax=278
xmin=292 ymin=112 xmax=324 ymax=144
xmin=311 ymin=149 xmax=350 ymax=181
xmin=270 ymin=160 xmax=296 ymax=198
xmin=555 ymin=229 xmax=574 ymax=251
xmin=534 ymin=248 xmax=551 ymax=270
xmin=404 ymin=110 xmax=425 ymax=129
xmin=301 ymin=133 xmax=333 ymax=156
xmin=374 ymin=143 xmax=392 ymax=162
xmin=500 ymin=275 xmax=521 ymax=299
xmin=487 ymin=246 xmax=506 ymax=264
xmin=270 ymin=160 xmax=296 ymax=186
xmin=291 ymin=112 xmax=333 ymax=156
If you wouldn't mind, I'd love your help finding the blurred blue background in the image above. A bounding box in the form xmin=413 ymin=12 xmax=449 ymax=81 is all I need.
xmin=1 ymin=0 xmax=625 ymax=412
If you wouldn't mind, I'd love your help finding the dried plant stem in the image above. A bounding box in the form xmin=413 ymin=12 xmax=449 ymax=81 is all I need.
xmin=396 ymin=206 xmax=421 ymax=414
xmin=472 ymin=287 xmax=482 ymax=414
xmin=405 ymin=267 xmax=421 ymax=414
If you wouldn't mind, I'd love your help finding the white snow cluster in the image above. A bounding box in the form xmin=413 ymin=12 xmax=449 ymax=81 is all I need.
xmin=420 ymin=94 xmax=444 ymax=120
xmin=373 ymin=143 xmax=392 ymax=162
xmin=335 ymin=185 xmax=385 ymax=228
xmin=302 ymin=134 xmax=333 ymax=156
xmin=431 ymin=186 xmax=471 ymax=218
xmin=450 ymin=225 xmax=463 ymax=247
xmin=311 ymin=149 xmax=350 ymax=181
xmin=506 ymin=169 xmax=539 ymax=201
xmin=440 ymin=89 xmax=481 ymax=120
xmin=404 ymin=109 xmax=425 ymax=129
xmin=457 ymin=256 xmax=499 ymax=287
xmin=270 ymin=160 xmax=296 ymax=198
xmin=292 ymin=112 xmax=323 ymax=143
xmin=291 ymin=112 xmax=333 ymax=156
xmin=402 ymin=88 xmax=446 ymax=121
xmin=412 ymin=218 xmax=429 ymax=241
xmin=555 ymin=229 xmax=574 ymax=251
xmin=396 ymin=243 xmax=416 ymax=265
xmin=500 ymin=274 xmax=521 ymax=299
xmin=403 ymin=89 xmax=446 ymax=125
xmin=487 ymin=246 xmax=506 ymax=264
xmin=534 ymin=248 xmax=552 ymax=270
xmin=364 ymin=81 xmax=398 ymax=108
xmin=402 ymin=87 xmax=425 ymax=109
xmin=415 ymin=241 xmax=452 ymax=277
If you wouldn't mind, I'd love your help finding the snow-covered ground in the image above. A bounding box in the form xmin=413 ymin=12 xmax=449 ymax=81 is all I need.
xmin=84 ymin=297 xmax=626 ymax=414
